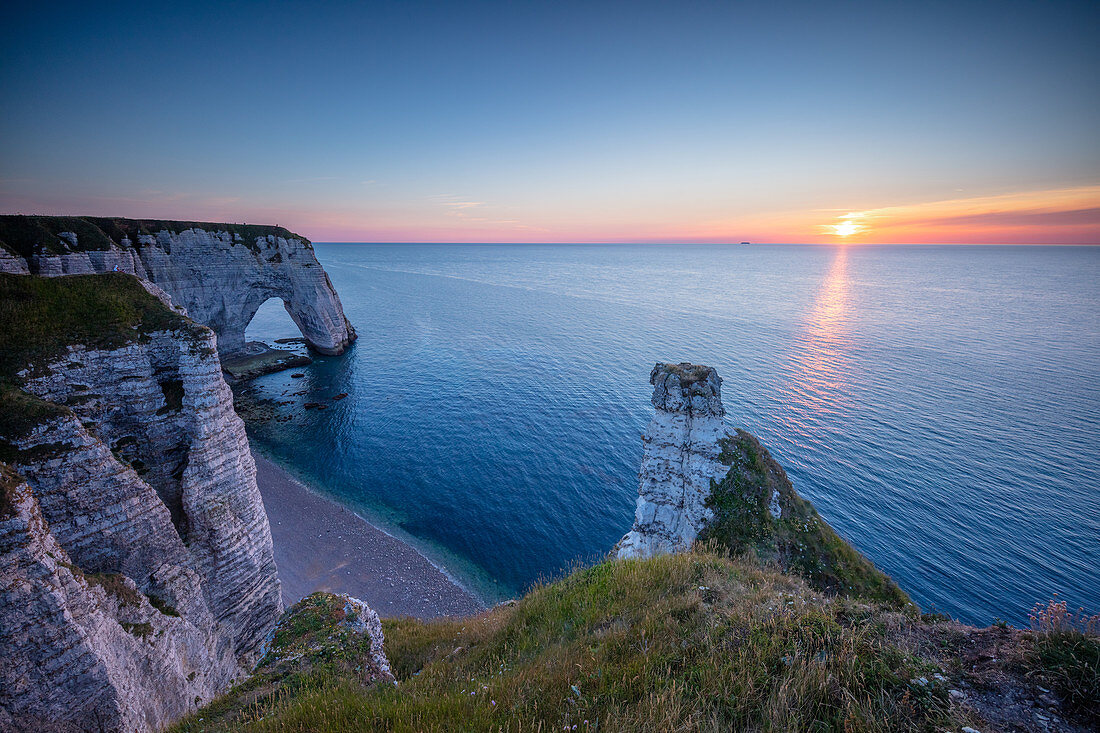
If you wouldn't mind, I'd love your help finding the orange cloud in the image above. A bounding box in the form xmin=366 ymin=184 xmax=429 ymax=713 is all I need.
xmin=817 ymin=185 xmax=1100 ymax=244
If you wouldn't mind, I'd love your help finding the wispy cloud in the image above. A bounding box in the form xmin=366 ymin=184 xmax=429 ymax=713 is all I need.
xmin=282 ymin=176 xmax=341 ymax=185
xmin=429 ymin=194 xmax=536 ymax=228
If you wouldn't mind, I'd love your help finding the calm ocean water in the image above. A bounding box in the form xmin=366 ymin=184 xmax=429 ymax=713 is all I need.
xmin=241 ymin=243 xmax=1099 ymax=625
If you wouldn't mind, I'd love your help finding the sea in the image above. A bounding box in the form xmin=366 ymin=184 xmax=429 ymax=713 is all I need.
xmin=239 ymin=243 xmax=1100 ymax=626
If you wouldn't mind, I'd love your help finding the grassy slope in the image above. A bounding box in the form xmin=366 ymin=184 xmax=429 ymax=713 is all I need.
xmin=165 ymin=428 xmax=1099 ymax=733
xmin=171 ymin=550 xmax=973 ymax=733
xmin=700 ymin=429 xmax=911 ymax=607
xmin=0 ymin=215 xmax=309 ymax=257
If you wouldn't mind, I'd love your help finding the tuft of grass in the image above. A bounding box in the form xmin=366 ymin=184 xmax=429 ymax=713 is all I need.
xmin=122 ymin=622 xmax=154 ymax=640
xmin=170 ymin=550 xmax=960 ymax=732
xmin=1032 ymin=632 xmax=1100 ymax=723
xmin=699 ymin=429 xmax=911 ymax=608
xmin=85 ymin=572 xmax=144 ymax=608
xmin=148 ymin=594 xmax=181 ymax=618
xmin=1026 ymin=597 xmax=1100 ymax=724
xmin=660 ymin=362 xmax=715 ymax=387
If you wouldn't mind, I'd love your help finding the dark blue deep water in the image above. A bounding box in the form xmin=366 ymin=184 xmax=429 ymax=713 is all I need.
xmin=242 ymin=244 xmax=1100 ymax=625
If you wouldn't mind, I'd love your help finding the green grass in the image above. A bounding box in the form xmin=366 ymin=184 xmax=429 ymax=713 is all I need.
xmin=84 ymin=571 xmax=144 ymax=607
xmin=0 ymin=215 xmax=310 ymax=257
xmin=1024 ymin=598 xmax=1100 ymax=725
xmin=699 ymin=430 xmax=912 ymax=608
xmin=1032 ymin=631 xmax=1100 ymax=723
xmin=122 ymin=621 xmax=154 ymax=640
xmin=660 ymin=362 xmax=715 ymax=386
xmin=0 ymin=383 xmax=72 ymax=443
xmin=149 ymin=595 xmax=182 ymax=618
xmin=0 ymin=272 xmax=197 ymax=441
xmin=0 ymin=272 xmax=190 ymax=380
xmin=170 ymin=550 xmax=961 ymax=733
xmin=0 ymin=215 xmax=116 ymax=256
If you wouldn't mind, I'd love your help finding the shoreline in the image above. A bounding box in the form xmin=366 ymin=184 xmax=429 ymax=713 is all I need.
xmin=252 ymin=450 xmax=485 ymax=619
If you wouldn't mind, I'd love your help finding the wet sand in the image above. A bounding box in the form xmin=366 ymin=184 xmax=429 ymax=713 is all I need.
xmin=253 ymin=451 xmax=485 ymax=619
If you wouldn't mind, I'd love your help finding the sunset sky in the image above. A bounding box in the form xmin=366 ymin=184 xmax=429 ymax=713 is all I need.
xmin=2 ymin=0 xmax=1097 ymax=243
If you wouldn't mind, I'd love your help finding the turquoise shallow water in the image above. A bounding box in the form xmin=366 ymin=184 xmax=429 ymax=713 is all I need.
xmin=241 ymin=243 xmax=1100 ymax=625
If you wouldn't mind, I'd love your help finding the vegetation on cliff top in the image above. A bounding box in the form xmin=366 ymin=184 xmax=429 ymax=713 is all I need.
xmin=171 ymin=549 xmax=979 ymax=733
xmin=700 ymin=429 xmax=911 ymax=607
xmin=0 ymin=214 xmax=309 ymax=257
xmin=0 ymin=272 xmax=193 ymax=446
xmin=0 ymin=272 xmax=189 ymax=381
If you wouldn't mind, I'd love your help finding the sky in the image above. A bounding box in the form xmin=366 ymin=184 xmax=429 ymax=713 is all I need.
xmin=1 ymin=0 xmax=1097 ymax=243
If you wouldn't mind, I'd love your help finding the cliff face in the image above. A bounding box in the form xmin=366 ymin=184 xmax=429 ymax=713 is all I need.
xmin=0 ymin=215 xmax=356 ymax=356
xmin=0 ymin=274 xmax=282 ymax=731
xmin=615 ymin=363 xmax=730 ymax=559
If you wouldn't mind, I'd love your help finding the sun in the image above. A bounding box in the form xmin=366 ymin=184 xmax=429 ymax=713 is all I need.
xmin=830 ymin=220 xmax=862 ymax=237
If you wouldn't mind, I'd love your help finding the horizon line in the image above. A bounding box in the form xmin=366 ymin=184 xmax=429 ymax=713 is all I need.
xmin=308 ymin=240 xmax=1100 ymax=246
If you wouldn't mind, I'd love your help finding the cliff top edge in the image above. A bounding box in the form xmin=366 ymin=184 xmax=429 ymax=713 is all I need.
xmin=0 ymin=215 xmax=310 ymax=258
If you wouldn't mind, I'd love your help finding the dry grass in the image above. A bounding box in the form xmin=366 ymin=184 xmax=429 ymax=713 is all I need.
xmin=171 ymin=550 xmax=961 ymax=732
xmin=1026 ymin=597 xmax=1100 ymax=724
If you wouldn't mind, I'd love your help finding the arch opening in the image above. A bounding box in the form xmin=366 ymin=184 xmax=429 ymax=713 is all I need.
xmin=221 ymin=297 xmax=313 ymax=380
xmin=245 ymin=297 xmax=303 ymax=346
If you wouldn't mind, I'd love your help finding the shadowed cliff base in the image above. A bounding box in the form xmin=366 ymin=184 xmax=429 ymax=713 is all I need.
xmin=253 ymin=453 xmax=484 ymax=619
xmin=221 ymin=341 xmax=313 ymax=382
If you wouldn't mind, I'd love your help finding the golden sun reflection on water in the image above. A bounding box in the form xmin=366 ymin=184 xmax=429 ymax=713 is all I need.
xmin=778 ymin=247 xmax=854 ymax=430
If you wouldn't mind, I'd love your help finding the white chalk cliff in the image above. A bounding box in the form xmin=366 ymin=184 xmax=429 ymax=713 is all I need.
xmin=0 ymin=217 xmax=356 ymax=356
xmin=0 ymin=288 xmax=282 ymax=731
xmin=616 ymin=363 xmax=730 ymax=559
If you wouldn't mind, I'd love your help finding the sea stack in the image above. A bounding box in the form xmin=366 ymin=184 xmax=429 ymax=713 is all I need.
xmin=615 ymin=363 xmax=729 ymax=558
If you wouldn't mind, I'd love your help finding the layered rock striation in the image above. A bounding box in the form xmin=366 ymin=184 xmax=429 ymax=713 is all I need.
xmin=615 ymin=363 xmax=730 ymax=559
xmin=0 ymin=215 xmax=356 ymax=356
xmin=0 ymin=273 xmax=282 ymax=731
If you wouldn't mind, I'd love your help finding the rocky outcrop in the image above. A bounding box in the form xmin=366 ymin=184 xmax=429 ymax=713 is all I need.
xmin=0 ymin=275 xmax=282 ymax=731
xmin=340 ymin=595 xmax=394 ymax=684
xmin=615 ymin=363 xmax=730 ymax=559
xmin=0 ymin=216 xmax=356 ymax=356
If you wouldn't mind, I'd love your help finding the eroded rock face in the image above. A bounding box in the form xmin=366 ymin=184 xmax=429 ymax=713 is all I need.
xmin=615 ymin=363 xmax=729 ymax=559
xmin=340 ymin=595 xmax=395 ymax=685
xmin=2 ymin=225 xmax=355 ymax=356
xmin=0 ymin=324 xmax=282 ymax=731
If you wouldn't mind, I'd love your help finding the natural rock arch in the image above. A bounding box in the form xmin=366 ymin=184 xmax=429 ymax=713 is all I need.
xmin=190 ymin=247 xmax=356 ymax=356
xmin=0 ymin=217 xmax=357 ymax=356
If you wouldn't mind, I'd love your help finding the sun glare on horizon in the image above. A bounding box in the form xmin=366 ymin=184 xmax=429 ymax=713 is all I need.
xmin=830 ymin=220 xmax=862 ymax=237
